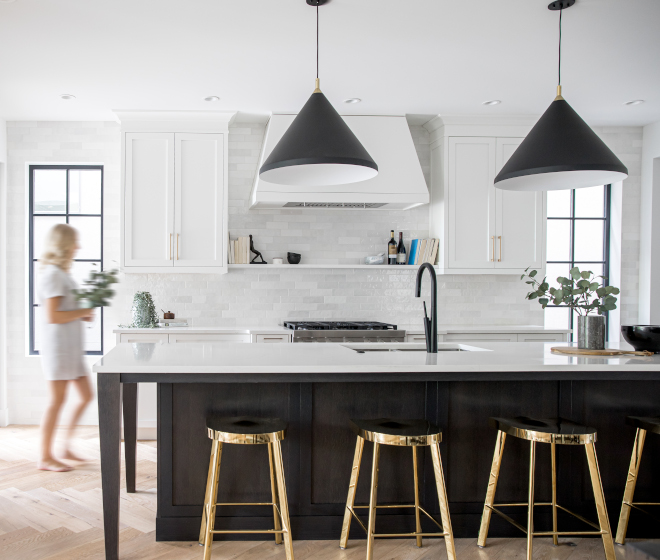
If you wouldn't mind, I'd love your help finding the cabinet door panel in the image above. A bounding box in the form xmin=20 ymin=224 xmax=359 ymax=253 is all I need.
xmin=119 ymin=333 xmax=169 ymax=344
xmin=448 ymin=137 xmax=496 ymax=268
xmin=495 ymin=138 xmax=544 ymax=269
xmin=124 ymin=133 xmax=175 ymax=267
xmin=174 ymin=133 xmax=225 ymax=267
xmin=443 ymin=332 xmax=517 ymax=343
xmin=168 ymin=334 xmax=250 ymax=343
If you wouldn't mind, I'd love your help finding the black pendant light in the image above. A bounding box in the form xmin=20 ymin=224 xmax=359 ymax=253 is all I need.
xmin=259 ymin=0 xmax=378 ymax=187
xmin=494 ymin=0 xmax=628 ymax=192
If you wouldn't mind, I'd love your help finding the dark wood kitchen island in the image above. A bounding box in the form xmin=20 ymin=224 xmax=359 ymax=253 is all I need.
xmin=94 ymin=341 xmax=660 ymax=559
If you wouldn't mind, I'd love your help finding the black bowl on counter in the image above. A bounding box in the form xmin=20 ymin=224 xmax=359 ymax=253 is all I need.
xmin=287 ymin=252 xmax=301 ymax=265
xmin=621 ymin=325 xmax=660 ymax=353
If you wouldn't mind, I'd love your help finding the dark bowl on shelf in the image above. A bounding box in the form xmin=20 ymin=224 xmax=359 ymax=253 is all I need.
xmin=621 ymin=325 xmax=660 ymax=354
xmin=287 ymin=252 xmax=301 ymax=265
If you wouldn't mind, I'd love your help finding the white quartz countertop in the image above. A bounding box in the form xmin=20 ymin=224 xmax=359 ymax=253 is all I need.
xmin=112 ymin=325 xmax=569 ymax=335
xmin=93 ymin=341 xmax=659 ymax=374
xmin=112 ymin=326 xmax=291 ymax=335
xmin=401 ymin=325 xmax=572 ymax=335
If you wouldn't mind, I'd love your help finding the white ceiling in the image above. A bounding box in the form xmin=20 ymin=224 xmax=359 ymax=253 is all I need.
xmin=0 ymin=0 xmax=658 ymax=125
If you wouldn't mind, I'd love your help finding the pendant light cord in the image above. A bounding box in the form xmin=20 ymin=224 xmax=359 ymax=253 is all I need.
xmin=558 ymin=8 xmax=562 ymax=87
xmin=316 ymin=5 xmax=319 ymax=80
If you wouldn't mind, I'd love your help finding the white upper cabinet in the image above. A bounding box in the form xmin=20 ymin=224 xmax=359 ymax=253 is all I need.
xmin=119 ymin=112 xmax=233 ymax=273
xmin=174 ymin=133 xmax=225 ymax=267
xmin=448 ymin=137 xmax=497 ymax=269
xmin=428 ymin=116 xmax=545 ymax=275
xmin=124 ymin=133 xmax=175 ymax=267
xmin=494 ymin=138 xmax=544 ymax=269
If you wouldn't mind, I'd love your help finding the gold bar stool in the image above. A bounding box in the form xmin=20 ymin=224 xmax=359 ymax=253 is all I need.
xmin=615 ymin=415 xmax=660 ymax=544
xmin=477 ymin=416 xmax=616 ymax=560
xmin=339 ymin=418 xmax=456 ymax=560
xmin=199 ymin=415 xmax=293 ymax=560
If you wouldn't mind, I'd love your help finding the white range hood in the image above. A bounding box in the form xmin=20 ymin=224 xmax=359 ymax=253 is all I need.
xmin=249 ymin=115 xmax=429 ymax=210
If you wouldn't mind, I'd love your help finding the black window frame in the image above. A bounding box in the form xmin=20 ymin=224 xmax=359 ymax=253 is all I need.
xmin=28 ymin=164 xmax=104 ymax=356
xmin=545 ymin=185 xmax=611 ymax=341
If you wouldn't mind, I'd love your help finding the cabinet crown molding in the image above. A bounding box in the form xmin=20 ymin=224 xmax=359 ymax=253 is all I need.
xmin=115 ymin=111 xmax=236 ymax=133
xmin=425 ymin=114 xmax=540 ymax=145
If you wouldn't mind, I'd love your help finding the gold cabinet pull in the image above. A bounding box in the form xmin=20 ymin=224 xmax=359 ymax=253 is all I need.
xmin=491 ymin=236 xmax=495 ymax=262
xmin=176 ymin=234 xmax=179 ymax=260
xmin=498 ymin=236 xmax=502 ymax=262
xmin=169 ymin=233 xmax=172 ymax=260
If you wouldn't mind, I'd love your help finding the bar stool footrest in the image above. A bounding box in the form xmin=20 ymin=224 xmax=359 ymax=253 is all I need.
xmin=347 ymin=503 xmax=446 ymax=536
xmin=487 ymin=502 xmax=605 ymax=536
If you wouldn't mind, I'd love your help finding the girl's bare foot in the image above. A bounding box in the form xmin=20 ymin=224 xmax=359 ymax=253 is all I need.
xmin=38 ymin=458 xmax=73 ymax=472
xmin=61 ymin=449 xmax=86 ymax=462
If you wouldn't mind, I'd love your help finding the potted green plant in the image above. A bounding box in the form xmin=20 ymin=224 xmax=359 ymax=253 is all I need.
xmin=521 ymin=266 xmax=619 ymax=350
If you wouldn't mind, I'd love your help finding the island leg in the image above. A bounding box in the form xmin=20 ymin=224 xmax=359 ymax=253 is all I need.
xmin=122 ymin=383 xmax=138 ymax=493
xmin=98 ymin=373 xmax=122 ymax=560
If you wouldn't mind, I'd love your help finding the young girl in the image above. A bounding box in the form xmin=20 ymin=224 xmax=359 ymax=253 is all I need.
xmin=38 ymin=224 xmax=95 ymax=472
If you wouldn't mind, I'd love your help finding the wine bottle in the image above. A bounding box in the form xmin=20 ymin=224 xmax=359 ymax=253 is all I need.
xmin=388 ymin=230 xmax=397 ymax=265
xmin=396 ymin=232 xmax=407 ymax=264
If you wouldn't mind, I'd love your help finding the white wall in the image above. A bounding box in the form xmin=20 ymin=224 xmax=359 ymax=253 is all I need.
xmin=0 ymin=118 xmax=7 ymax=426
xmin=639 ymin=121 xmax=660 ymax=324
xmin=2 ymin=120 xmax=643 ymax=425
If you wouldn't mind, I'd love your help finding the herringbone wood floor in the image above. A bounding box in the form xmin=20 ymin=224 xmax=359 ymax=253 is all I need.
xmin=0 ymin=426 xmax=654 ymax=559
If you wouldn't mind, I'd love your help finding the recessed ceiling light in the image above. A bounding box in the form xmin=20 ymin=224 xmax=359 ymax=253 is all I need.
xmin=60 ymin=94 xmax=76 ymax=100
xmin=483 ymin=100 xmax=501 ymax=106
xmin=344 ymin=98 xmax=361 ymax=104
xmin=204 ymin=96 xmax=220 ymax=102
xmin=624 ymin=99 xmax=644 ymax=106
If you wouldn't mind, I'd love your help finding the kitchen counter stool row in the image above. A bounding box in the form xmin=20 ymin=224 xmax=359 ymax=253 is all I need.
xmin=199 ymin=412 xmax=660 ymax=560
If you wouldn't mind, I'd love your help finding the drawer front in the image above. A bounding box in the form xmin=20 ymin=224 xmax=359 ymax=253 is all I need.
xmin=119 ymin=333 xmax=169 ymax=344
xmin=517 ymin=333 xmax=567 ymax=342
xmin=405 ymin=334 xmax=428 ymax=343
xmin=168 ymin=333 xmax=250 ymax=343
xmin=443 ymin=333 xmax=518 ymax=343
xmin=256 ymin=334 xmax=290 ymax=343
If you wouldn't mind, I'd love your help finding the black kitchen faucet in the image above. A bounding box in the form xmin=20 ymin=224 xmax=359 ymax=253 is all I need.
xmin=415 ymin=263 xmax=438 ymax=353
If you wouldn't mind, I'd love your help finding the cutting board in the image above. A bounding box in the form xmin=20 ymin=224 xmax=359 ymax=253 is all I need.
xmin=550 ymin=347 xmax=654 ymax=357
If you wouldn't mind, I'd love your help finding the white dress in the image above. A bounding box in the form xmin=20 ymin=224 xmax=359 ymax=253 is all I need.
xmin=38 ymin=264 xmax=88 ymax=381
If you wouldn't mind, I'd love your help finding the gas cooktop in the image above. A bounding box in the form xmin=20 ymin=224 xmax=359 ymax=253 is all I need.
xmin=282 ymin=321 xmax=398 ymax=331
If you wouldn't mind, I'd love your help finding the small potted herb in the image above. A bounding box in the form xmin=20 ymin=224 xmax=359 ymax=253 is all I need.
xmin=521 ymin=266 xmax=619 ymax=350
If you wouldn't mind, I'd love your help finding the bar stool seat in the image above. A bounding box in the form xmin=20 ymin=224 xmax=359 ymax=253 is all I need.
xmin=200 ymin=415 xmax=293 ymax=560
xmin=340 ymin=418 xmax=456 ymax=560
xmin=625 ymin=415 xmax=660 ymax=435
xmin=489 ymin=416 xmax=597 ymax=444
xmin=615 ymin=415 xmax=660 ymax=544
xmin=478 ymin=416 xmax=615 ymax=560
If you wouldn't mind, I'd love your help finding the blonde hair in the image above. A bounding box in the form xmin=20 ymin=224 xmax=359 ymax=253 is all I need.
xmin=40 ymin=223 xmax=78 ymax=271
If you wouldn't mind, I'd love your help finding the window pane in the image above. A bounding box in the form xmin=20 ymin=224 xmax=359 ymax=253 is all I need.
xmin=69 ymin=216 xmax=101 ymax=260
xmin=33 ymin=169 xmax=66 ymax=213
xmin=33 ymin=216 xmax=66 ymax=260
xmin=545 ymin=306 xmax=570 ymax=330
xmin=575 ymin=185 xmax=605 ymax=218
xmin=574 ymin=263 xmax=604 ymax=281
xmin=574 ymin=220 xmax=604 ymax=261
xmin=69 ymin=169 xmax=102 ymax=214
xmin=71 ymin=261 xmax=100 ymax=291
xmin=547 ymin=190 xmax=571 ymax=218
xmin=547 ymin=219 xmax=571 ymax=261
xmin=545 ymin=263 xmax=570 ymax=286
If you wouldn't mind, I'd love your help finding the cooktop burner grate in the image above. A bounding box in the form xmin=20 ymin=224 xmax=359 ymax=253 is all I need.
xmin=282 ymin=321 xmax=398 ymax=331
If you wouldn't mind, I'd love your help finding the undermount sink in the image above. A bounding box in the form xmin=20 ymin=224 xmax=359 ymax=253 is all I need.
xmin=341 ymin=343 xmax=490 ymax=353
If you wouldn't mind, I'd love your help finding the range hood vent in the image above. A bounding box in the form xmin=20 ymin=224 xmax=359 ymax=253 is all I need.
xmin=250 ymin=115 xmax=429 ymax=210
xmin=283 ymin=202 xmax=386 ymax=209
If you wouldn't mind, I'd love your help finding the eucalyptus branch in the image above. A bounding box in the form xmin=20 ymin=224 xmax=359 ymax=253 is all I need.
xmin=520 ymin=266 xmax=619 ymax=316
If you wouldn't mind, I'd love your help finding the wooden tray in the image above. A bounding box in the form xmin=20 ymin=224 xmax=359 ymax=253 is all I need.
xmin=551 ymin=347 xmax=654 ymax=357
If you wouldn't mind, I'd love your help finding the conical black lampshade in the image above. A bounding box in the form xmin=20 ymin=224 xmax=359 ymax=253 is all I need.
xmin=494 ymin=97 xmax=628 ymax=191
xmin=259 ymin=90 xmax=378 ymax=186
